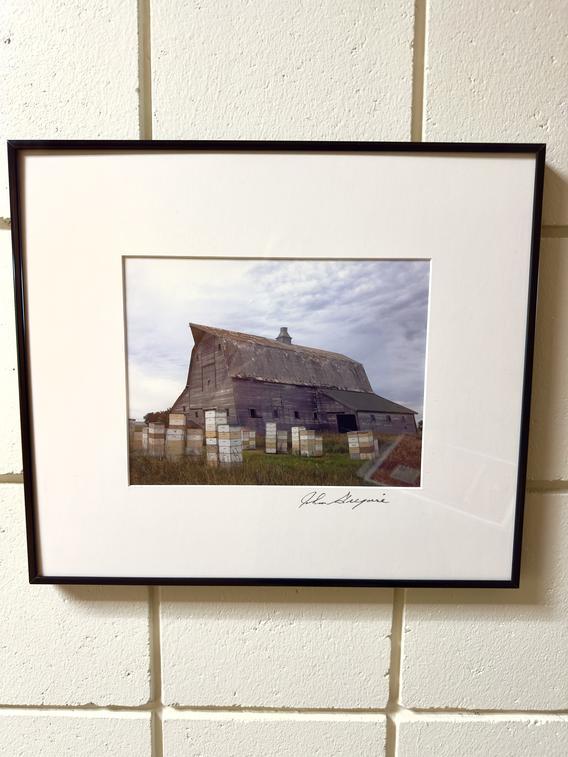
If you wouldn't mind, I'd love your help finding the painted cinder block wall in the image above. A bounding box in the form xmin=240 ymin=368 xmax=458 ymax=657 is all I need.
xmin=0 ymin=1 xmax=567 ymax=754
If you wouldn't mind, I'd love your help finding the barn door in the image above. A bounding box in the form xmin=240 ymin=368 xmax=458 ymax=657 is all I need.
xmin=336 ymin=413 xmax=358 ymax=433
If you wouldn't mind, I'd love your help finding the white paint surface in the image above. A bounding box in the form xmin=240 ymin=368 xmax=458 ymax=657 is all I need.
xmin=401 ymin=494 xmax=568 ymax=709
xmin=0 ymin=710 xmax=151 ymax=757
xmin=0 ymin=2 xmax=567 ymax=755
xmin=0 ymin=0 xmax=139 ymax=216
xmin=424 ymin=0 xmax=568 ymax=225
xmin=163 ymin=712 xmax=386 ymax=757
xmin=0 ymin=486 xmax=151 ymax=705
xmin=397 ymin=714 xmax=568 ymax=757
xmin=160 ymin=585 xmax=392 ymax=708
xmin=151 ymin=1 xmax=415 ymax=142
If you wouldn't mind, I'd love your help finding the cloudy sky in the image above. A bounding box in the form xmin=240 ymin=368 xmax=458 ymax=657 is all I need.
xmin=125 ymin=258 xmax=430 ymax=420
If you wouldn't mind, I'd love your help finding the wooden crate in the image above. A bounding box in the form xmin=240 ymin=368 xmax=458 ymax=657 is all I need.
xmin=206 ymin=449 xmax=219 ymax=467
xmin=216 ymin=410 xmax=228 ymax=425
xmin=165 ymin=427 xmax=185 ymax=459
xmin=241 ymin=429 xmax=257 ymax=450
xmin=265 ymin=422 xmax=277 ymax=454
xmin=300 ymin=429 xmax=315 ymax=457
xmin=314 ymin=435 xmax=323 ymax=457
xmin=347 ymin=431 xmax=376 ymax=460
xmin=148 ymin=422 xmax=166 ymax=457
xmin=128 ymin=419 xmax=136 ymax=445
xmin=218 ymin=425 xmax=243 ymax=466
xmin=277 ymin=430 xmax=288 ymax=454
xmin=186 ymin=428 xmax=204 ymax=457
xmin=132 ymin=421 xmax=146 ymax=451
xmin=291 ymin=426 xmax=305 ymax=455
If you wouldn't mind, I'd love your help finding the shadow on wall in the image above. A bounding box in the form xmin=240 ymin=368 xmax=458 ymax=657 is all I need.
xmin=60 ymin=584 xmax=393 ymax=608
xmin=527 ymin=232 xmax=565 ymax=480
xmin=543 ymin=164 xmax=568 ymax=227
xmin=402 ymin=493 xmax=553 ymax=611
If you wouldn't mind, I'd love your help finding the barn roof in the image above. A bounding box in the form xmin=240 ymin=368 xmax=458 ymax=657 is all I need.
xmin=190 ymin=323 xmax=373 ymax=391
xmin=321 ymin=388 xmax=417 ymax=415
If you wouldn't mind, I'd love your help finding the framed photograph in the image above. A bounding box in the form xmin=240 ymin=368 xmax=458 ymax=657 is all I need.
xmin=9 ymin=140 xmax=544 ymax=587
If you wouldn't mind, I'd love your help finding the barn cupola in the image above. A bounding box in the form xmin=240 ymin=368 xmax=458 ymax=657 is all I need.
xmin=276 ymin=327 xmax=292 ymax=345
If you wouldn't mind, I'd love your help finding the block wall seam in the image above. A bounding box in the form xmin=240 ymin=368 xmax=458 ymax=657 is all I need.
xmin=411 ymin=0 xmax=427 ymax=143
xmin=149 ymin=586 xmax=163 ymax=757
xmin=385 ymin=589 xmax=405 ymax=757
xmin=0 ymin=703 xmax=567 ymax=717
xmin=137 ymin=0 xmax=153 ymax=140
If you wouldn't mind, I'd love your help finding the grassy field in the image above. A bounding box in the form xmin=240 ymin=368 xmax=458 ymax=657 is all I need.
xmin=130 ymin=449 xmax=368 ymax=486
xmin=129 ymin=432 xmax=422 ymax=486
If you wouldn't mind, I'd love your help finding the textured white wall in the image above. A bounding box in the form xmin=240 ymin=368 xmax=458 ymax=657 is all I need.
xmin=0 ymin=1 xmax=567 ymax=755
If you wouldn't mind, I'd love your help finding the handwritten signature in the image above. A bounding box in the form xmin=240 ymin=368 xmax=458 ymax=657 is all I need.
xmin=299 ymin=490 xmax=389 ymax=510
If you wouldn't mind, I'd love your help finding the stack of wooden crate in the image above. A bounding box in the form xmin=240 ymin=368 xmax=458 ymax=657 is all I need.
xmin=277 ymin=430 xmax=288 ymax=453
xmin=185 ymin=428 xmax=204 ymax=457
xmin=347 ymin=431 xmax=376 ymax=460
xmin=241 ymin=429 xmax=256 ymax=450
xmin=148 ymin=422 xmax=166 ymax=457
xmin=165 ymin=427 xmax=185 ymax=459
xmin=300 ymin=429 xmax=315 ymax=457
xmin=204 ymin=410 xmax=218 ymax=466
xmin=299 ymin=429 xmax=323 ymax=457
xmin=218 ymin=425 xmax=243 ymax=465
xmin=215 ymin=410 xmax=228 ymax=427
xmin=132 ymin=421 xmax=146 ymax=452
xmin=314 ymin=435 xmax=323 ymax=457
xmin=291 ymin=426 xmax=305 ymax=454
xmin=168 ymin=412 xmax=186 ymax=428
xmin=265 ymin=422 xmax=277 ymax=454
xmin=165 ymin=413 xmax=186 ymax=459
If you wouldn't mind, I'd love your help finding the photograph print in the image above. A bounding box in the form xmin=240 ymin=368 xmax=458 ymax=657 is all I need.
xmin=125 ymin=257 xmax=430 ymax=487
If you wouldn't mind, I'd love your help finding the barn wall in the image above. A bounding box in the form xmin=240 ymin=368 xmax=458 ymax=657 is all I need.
xmin=183 ymin=334 xmax=237 ymax=424
xmin=357 ymin=411 xmax=417 ymax=436
xmin=170 ymin=387 xmax=189 ymax=416
xmin=232 ymin=379 xmax=336 ymax=431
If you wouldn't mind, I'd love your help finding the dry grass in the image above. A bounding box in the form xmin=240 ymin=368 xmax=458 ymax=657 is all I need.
xmin=130 ymin=448 xmax=366 ymax=486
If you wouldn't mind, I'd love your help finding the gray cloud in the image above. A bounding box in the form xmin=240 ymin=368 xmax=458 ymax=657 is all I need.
xmin=125 ymin=258 xmax=430 ymax=420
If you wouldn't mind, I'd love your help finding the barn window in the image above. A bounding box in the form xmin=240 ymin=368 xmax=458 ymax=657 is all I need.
xmin=370 ymin=414 xmax=376 ymax=422
xmin=313 ymin=412 xmax=318 ymax=420
xmin=182 ymin=405 xmax=186 ymax=412
xmin=218 ymin=343 xmax=221 ymax=351
xmin=386 ymin=415 xmax=392 ymax=423
xmin=249 ymin=409 xmax=258 ymax=418
xmin=294 ymin=410 xmax=300 ymax=419
xmin=195 ymin=411 xmax=198 ymax=418
xmin=273 ymin=409 xmax=279 ymax=418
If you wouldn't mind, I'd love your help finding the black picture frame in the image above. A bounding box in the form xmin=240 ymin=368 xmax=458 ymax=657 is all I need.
xmin=8 ymin=140 xmax=546 ymax=588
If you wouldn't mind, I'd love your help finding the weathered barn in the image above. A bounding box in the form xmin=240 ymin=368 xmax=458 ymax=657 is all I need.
xmin=171 ymin=324 xmax=418 ymax=434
